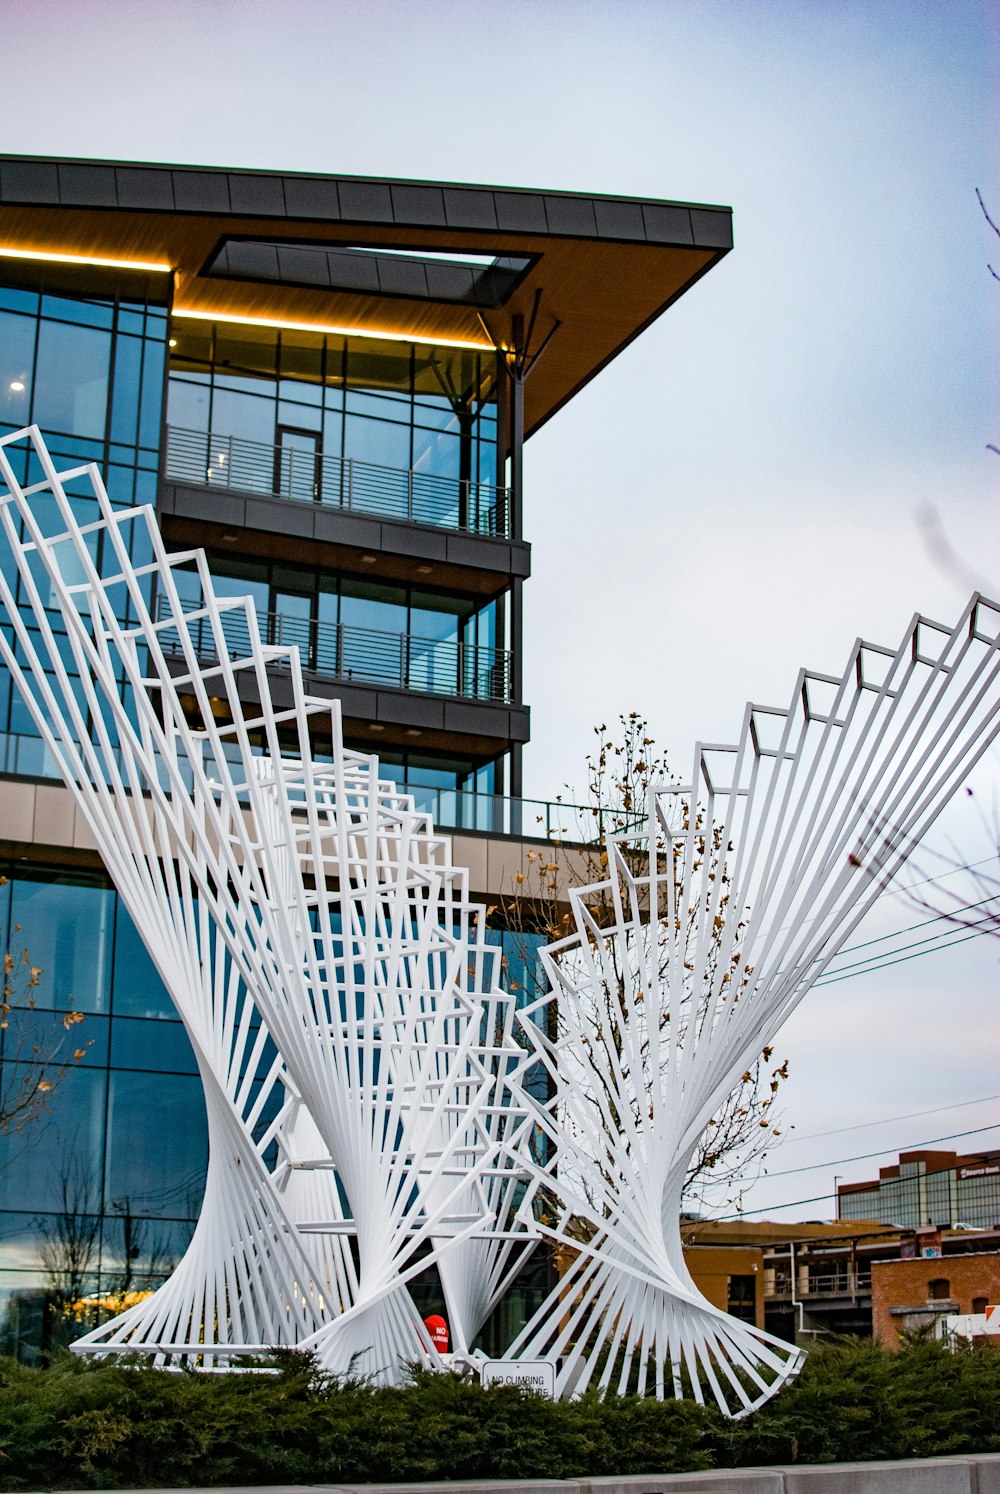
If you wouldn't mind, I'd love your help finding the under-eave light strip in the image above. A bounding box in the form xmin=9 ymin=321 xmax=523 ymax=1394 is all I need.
xmin=171 ymin=305 xmax=494 ymax=353
xmin=0 ymin=245 xmax=172 ymax=273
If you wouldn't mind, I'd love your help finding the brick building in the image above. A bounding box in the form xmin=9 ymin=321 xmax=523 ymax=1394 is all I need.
xmin=684 ymin=1217 xmax=1000 ymax=1346
xmin=871 ymin=1250 xmax=1000 ymax=1347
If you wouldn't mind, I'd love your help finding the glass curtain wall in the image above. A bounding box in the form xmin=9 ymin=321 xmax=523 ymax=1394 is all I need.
xmin=166 ymin=323 xmax=501 ymax=532
xmin=0 ymin=281 xmax=168 ymax=779
xmin=0 ymin=869 xmax=533 ymax=1361
xmin=0 ymin=865 xmax=205 ymax=1362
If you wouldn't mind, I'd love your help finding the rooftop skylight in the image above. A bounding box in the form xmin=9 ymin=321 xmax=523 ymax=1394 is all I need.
xmin=202 ymin=239 xmax=532 ymax=308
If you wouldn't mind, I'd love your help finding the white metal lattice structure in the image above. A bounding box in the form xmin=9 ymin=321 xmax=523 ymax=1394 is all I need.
xmin=3 ymin=426 xmax=998 ymax=1414
xmin=0 ymin=425 xmax=538 ymax=1380
xmin=505 ymin=595 xmax=1000 ymax=1415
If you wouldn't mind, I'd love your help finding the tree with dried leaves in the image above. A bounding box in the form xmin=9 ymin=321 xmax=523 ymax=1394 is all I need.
xmin=491 ymin=713 xmax=789 ymax=1215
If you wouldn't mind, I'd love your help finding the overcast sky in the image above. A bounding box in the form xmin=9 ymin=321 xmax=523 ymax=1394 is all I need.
xmin=3 ymin=0 xmax=998 ymax=1219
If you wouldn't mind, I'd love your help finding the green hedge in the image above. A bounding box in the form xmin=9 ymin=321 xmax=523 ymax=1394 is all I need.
xmin=1 ymin=1337 xmax=998 ymax=1490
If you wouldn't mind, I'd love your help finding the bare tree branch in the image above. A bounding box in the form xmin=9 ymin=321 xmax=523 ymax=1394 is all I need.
xmin=976 ymin=187 xmax=1000 ymax=281
xmin=492 ymin=713 xmax=788 ymax=1217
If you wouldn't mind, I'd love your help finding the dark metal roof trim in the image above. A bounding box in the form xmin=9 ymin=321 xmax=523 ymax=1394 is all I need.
xmin=0 ymin=155 xmax=733 ymax=251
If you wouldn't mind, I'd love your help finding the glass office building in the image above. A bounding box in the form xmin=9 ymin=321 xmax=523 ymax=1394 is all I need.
xmin=0 ymin=155 xmax=731 ymax=1357
xmin=839 ymin=1151 xmax=1000 ymax=1231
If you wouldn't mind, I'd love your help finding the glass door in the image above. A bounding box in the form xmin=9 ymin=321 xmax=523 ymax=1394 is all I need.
xmin=275 ymin=427 xmax=321 ymax=502
xmin=271 ymin=588 xmax=314 ymax=668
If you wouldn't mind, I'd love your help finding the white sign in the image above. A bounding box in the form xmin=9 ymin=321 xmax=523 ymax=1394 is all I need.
xmin=481 ymin=1358 xmax=556 ymax=1396
xmin=942 ymin=1310 xmax=1000 ymax=1341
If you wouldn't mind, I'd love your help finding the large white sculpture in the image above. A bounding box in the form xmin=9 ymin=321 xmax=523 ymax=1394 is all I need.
xmin=0 ymin=425 xmax=996 ymax=1414
xmin=505 ymin=591 xmax=1000 ymax=1412
xmin=0 ymin=426 xmax=538 ymax=1380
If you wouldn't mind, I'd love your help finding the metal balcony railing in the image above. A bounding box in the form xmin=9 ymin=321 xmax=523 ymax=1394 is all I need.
xmin=765 ymin=1271 xmax=873 ymax=1300
xmin=0 ymin=727 xmax=596 ymax=843
xmin=164 ymin=426 xmax=512 ymax=539
xmin=155 ymin=595 xmax=512 ymax=704
xmin=401 ymin=785 xmax=588 ymax=838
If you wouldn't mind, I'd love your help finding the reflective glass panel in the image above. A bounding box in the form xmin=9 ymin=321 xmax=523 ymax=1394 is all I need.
xmin=7 ymin=875 xmax=114 ymax=1013
xmin=0 ymin=311 xmax=35 ymax=427
xmin=167 ymin=376 xmax=210 ymax=432
xmin=210 ymin=386 xmax=275 ymax=444
xmin=339 ymin=583 xmax=407 ymax=635
xmin=105 ymin=1070 xmax=207 ymax=1218
xmin=110 ymin=1016 xmax=197 ymax=1074
xmin=111 ymin=903 xmax=173 ymax=1019
xmin=0 ymin=1063 xmax=107 ymax=1213
xmin=343 ymin=413 xmax=410 ymax=471
xmin=32 ymin=319 xmax=111 ymax=441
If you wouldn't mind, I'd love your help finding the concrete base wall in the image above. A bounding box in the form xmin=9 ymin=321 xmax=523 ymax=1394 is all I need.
xmin=66 ymin=1455 xmax=1000 ymax=1494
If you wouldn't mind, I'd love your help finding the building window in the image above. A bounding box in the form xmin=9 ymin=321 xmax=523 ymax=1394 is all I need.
xmin=167 ymin=323 xmax=500 ymax=512
xmin=928 ymin=1277 xmax=951 ymax=1300
xmin=972 ymin=1296 xmax=988 ymax=1315
xmin=0 ymin=280 xmax=168 ymax=781
xmin=727 ymin=1274 xmax=758 ymax=1323
xmin=0 ymin=860 xmax=211 ymax=1360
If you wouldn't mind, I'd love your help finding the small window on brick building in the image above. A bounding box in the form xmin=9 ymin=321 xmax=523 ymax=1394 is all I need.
xmin=972 ymin=1296 xmax=988 ymax=1315
xmin=928 ymin=1277 xmax=951 ymax=1300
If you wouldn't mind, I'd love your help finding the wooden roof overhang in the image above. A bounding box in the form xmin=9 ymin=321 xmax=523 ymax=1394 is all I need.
xmin=0 ymin=157 xmax=732 ymax=438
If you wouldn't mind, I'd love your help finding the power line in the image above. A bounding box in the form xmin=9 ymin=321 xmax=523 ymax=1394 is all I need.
xmin=760 ymin=1122 xmax=1000 ymax=1180
xmin=758 ymin=892 xmax=1000 ymax=993
xmin=781 ymin=1092 xmax=1000 ymax=1144
xmin=823 ymin=904 xmax=998 ymax=972
xmin=734 ymin=1145 xmax=1000 ymax=1219
xmin=735 ymin=1190 xmax=858 ymax=1216
xmin=815 ymin=924 xmax=991 ymax=986
xmin=764 ymin=866 xmax=998 ymax=958
xmin=833 ymin=895 xmax=999 ymax=958
xmin=886 ymin=854 xmax=999 ymax=899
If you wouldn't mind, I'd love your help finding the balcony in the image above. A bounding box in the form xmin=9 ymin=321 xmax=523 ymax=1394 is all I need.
xmin=163 ymin=426 xmax=512 ymax=540
xmin=155 ymin=595 xmax=512 ymax=704
xmin=0 ymin=730 xmax=589 ymax=844
xmin=765 ymin=1270 xmax=872 ymax=1300
xmin=405 ymin=785 xmax=593 ymax=838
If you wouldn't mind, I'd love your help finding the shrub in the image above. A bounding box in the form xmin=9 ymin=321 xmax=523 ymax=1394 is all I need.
xmin=0 ymin=1338 xmax=997 ymax=1490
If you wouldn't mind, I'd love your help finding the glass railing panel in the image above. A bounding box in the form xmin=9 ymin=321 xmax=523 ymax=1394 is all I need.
xmin=0 ymin=729 xmax=597 ymax=844
xmin=425 ymin=788 xmax=595 ymax=841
